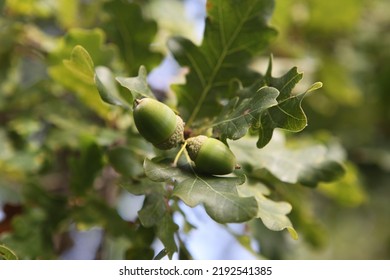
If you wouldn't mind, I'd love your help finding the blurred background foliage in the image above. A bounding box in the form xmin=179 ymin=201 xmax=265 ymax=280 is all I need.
xmin=0 ymin=0 xmax=389 ymax=259
xmin=265 ymin=0 xmax=390 ymax=259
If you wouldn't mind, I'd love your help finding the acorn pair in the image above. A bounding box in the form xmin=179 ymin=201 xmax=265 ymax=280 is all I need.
xmin=133 ymin=98 xmax=236 ymax=175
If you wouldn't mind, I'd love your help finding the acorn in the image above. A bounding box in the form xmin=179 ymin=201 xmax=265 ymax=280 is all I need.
xmin=186 ymin=135 xmax=236 ymax=175
xmin=133 ymin=98 xmax=184 ymax=150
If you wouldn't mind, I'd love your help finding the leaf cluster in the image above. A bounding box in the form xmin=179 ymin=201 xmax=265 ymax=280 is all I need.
xmin=0 ymin=0 xmax=351 ymax=260
xmin=89 ymin=0 xmax=345 ymax=258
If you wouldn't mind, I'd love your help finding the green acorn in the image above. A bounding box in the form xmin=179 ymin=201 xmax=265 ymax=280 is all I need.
xmin=133 ymin=98 xmax=184 ymax=150
xmin=186 ymin=135 xmax=236 ymax=175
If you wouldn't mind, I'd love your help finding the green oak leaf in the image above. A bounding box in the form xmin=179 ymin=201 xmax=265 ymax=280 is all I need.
xmin=48 ymin=29 xmax=116 ymax=118
xmin=137 ymin=192 xmax=179 ymax=259
xmin=175 ymin=177 xmax=256 ymax=223
xmin=214 ymin=86 xmax=279 ymax=141
xmin=95 ymin=66 xmax=132 ymax=109
xmin=230 ymin=131 xmax=345 ymax=187
xmin=256 ymin=57 xmax=323 ymax=148
xmin=238 ymin=182 xmax=298 ymax=239
xmin=265 ymin=57 xmax=304 ymax=101
xmin=143 ymin=158 xmax=258 ymax=223
xmin=138 ymin=193 xmax=166 ymax=227
xmin=102 ymin=0 xmax=162 ymax=76
xmin=138 ymin=193 xmax=167 ymax=228
xmin=154 ymin=213 xmax=179 ymax=260
xmin=116 ymin=66 xmax=156 ymax=101
xmin=169 ymin=0 xmax=277 ymax=126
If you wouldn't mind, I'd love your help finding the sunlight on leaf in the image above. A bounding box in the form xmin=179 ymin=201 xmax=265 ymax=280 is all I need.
xmin=306 ymin=81 xmax=323 ymax=93
xmin=266 ymin=59 xmax=303 ymax=101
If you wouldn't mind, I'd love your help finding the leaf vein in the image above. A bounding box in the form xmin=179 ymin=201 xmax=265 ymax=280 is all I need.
xmin=187 ymin=1 xmax=259 ymax=126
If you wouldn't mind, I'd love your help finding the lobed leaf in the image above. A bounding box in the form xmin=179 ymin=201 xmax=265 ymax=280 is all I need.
xmin=257 ymin=92 xmax=307 ymax=148
xmin=137 ymin=192 xmax=178 ymax=260
xmin=175 ymin=176 xmax=257 ymax=223
xmin=169 ymin=0 xmax=277 ymax=126
xmin=214 ymin=86 xmax=279 ymax=141
xmin=238 ymin=182 xmax=298 ymax=239
xmin=154 ymin=213 xmax=179 ymax=260
xmin=255 ymin=58 xmax=323 ymax=148
xmin=143 ymin=158 xmax=258 ymax=223
xmin=138 ymin=193 xmax=168 ymax=228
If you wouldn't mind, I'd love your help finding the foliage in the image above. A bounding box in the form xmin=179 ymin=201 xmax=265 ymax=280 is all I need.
xmin=0 ymin=244 xmax=18 ymax=260
xmin=1 ymin=0 xmax=387 ymax=260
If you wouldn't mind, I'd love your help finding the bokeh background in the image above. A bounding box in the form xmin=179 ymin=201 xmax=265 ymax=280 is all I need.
xmin=0 ymin=0 xmax=389 ymax=259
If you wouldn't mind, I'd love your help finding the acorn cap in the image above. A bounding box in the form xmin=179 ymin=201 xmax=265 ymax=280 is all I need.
xmin=154 ymin=115 xmax=184 ymax=149
xmin=186 ymin=135 xmax=208 ymax=160
xmin=186 ymin=136 xmax=236 ymax=175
